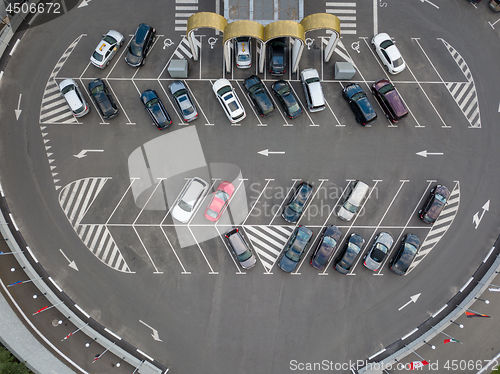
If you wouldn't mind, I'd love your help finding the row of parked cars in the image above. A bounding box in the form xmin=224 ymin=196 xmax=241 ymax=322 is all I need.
xmin=168 ymin=175 xmax=451 ymax=275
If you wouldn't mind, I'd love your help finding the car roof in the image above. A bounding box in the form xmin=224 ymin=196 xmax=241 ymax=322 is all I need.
xmin=182 ymin=178 xmax=207 ymax=202
xmin=134 ymin=23 xmax=152 ymax=43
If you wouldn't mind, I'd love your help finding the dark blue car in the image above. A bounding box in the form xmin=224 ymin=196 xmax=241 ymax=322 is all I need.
xmin=140 ymin=89 xmax=172 ymax=130
xmin=88 ymin=79 xmax=119 ymax=120
xmin=334 ymin=233 xmax=365 ymax=274
xmin=282 ymin=182 xmax=314 ymax=223
xmin=278 ymin=226 xmax=313 ymax=273
xmin=342 ymin=83 xmax=377 ymax=125
xmin=390 ymin=234 xmax=420 ymax=276
xmin=243 ymin=75 xmax=275 ymax=117
xmin=125 ymin=23 xmax=156 ymax=67
xmin=310 ymin=225 xmax=342 ymax=270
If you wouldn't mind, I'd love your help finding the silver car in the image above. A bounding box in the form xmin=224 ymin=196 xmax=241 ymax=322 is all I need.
xmin=169 ymin=81 xmax=198 ymax=122
xmin=363 ymin=232 xmax=393 ymax=271
xmin=235 ymin=37 xmax=251 ymax=68
xmin=59 ymin=79 xmax=89 ymax=118
xmin=90 ymin=30 xmax=125 ymax=69
xmin=171 ymin=178 xmax=208 ymax=223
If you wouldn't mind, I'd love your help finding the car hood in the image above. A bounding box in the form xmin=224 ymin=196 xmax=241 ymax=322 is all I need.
xmin=241 ymin=255 xmax=256 ymax=269
xmin=278 ymin=255 xmax=298 ymax=273
xmin=338 ymin=206 xmax=354 ymax=221
xmin=364 ymin=255 xmax=380 ymax=271
xmin=377 ymin=232 xmax=394 ymax=248
xmin=171 ymin=205 xmax=191 ymax=223
xmin=126 ymin=51 xmax=142 ymax=66
xmin=384 ymin=89 xmax=407 ymax=117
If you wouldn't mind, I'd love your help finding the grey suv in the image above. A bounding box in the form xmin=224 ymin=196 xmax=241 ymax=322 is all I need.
xmin=225 ymin=228 xmax=257 ymax=270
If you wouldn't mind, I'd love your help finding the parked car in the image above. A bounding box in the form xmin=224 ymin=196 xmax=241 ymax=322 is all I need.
xmin=281 ymin=181 xmax=314 ymax=223
xmin=363 ymin=232 xmax=393 ymax=271
xmin=271 ymin=80 xmax=302 ymax=119
xmin=88 ymin=79 xmax=119 ymax=120
xmin=267 ymin=37 xmax=287 ymax=76
xmin=334 ymin=233 xmax=365 ymax=274
xmin=371 ymin=79 xmax=408 ymax=123
xmin=204 ymin=181 xmax=235 ymax=222
xmin=278 ymin=226 xmax=313 ymax=273
xmin=169 ymin=81 xmax=198 ymax=122
xmin=243 ymin=75 xmax=275 ymax=117
xmin=337 ymin=180 xmax=370 ymax=221
xmin=371 ymin=33 xmax=406 ymax=74
xmin=390 ymin=234 xmax=420 ymax=276
xmin=125 ymin=23 xmax=155 ymax=67
xmin=212 ymin=79 xmax=246 ymax=123
xmin=490 ymin=0 xmax=500 ymax=11
xmin=90 ymin=30 xmax=124 ymax=69
xmin=342 ymin=83 xmax=377 ymax=125
xmin=419 ymin=185 xmax=450 ymax=224
xmin=225 ymin=228 xmax=257 ymax=269
xmin=300 ymin=68 xmax=325 ymax=112
xmin=59 ymin=79 xmax=89 ymax=118
xmin=310 ymin=225 xmax=342 ymax=271
xmin=140 ymin=89 xmax=172 ymax=129
xmin=235 ymin=37 xmax=252 ymax=68
xmin=171 ymin=177 xmax=208 ymax=223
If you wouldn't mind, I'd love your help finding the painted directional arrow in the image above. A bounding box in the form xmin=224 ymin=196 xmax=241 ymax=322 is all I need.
xmin=15 ymin=94 xmax=22 ymax=120
xmin=73 ymin=149 xmax=104 ymax=158
xmin=78 ymin=0 xmax=92 ymax=8
xmin=473 ymin=200 xmax=490 ymax=229
xmin=398 ymin=293 xmax=421 ymax=311
xmin=258 ymin=149 xmax=285 ymax=157
xmin=59 ymin=249 xmax=79 ymax=271
xmin=139 ymin=320 xmax=163 ymax=342
xmin=420 ymin=0 xmax=439 ymax=9
xmin=416 ymin=150 xmax=443 ymax=158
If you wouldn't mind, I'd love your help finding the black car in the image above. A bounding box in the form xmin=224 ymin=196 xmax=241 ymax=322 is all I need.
xmin=342 ymin=83 xmax=377 ymax=125
xmin=140 ymin=89 xmax=172 ymax=129
xmin=88 ymin=79 xmax=119 ymax=120
xmin=419 ymin=185 xmax=450 ymax=224
xmin=310 ymin=225 xmax=342 ymax=271
xmin=243 ymin=75 xmax=275 ymax=117
xmin=334 ymin=233 xmax=365 ymax=275
xmin=390 ymin=234 xmax=420 ymax=276
xmin=267 ymin=37 xmax=288 ymax=76
xmin=277 ymin=226 xmax=313 ymax=273
xmin=281 ymin=181 xmax=314 ymax=223
xmin=271 ymin=80 xmax=302 ymax=119
xmin=125 ymin=23 xmax=156 ymax=67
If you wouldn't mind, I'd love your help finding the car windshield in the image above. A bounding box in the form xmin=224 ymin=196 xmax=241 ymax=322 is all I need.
xmin=238 ymin=54 xmax=250 ymax=61
xmin=130 ymin=42 xmax=143 ymax=57
xmin=90 ymin=85 xmax=104 ymax=95
xmin=372 ymin=243 xmax=388 ymax=262
xmin=272 ymin=55 xmax=283 ymax=65
xmin=352 ymin=92 xmax=365 ymax=101
xmin=146 ymin=98 xmax=159 ymax=108
xmin=174 ymin=88 xmax=188 ymax=98
xmin=393 ymin=57 xmax=404 ymax=67
xmin=215 ymin=190 xmax=230 ymax=201
xmin=435 ymin=193 xmax=447 ymax=204
xmin=206 ymin=209 xmax=218 ymax=219
xmin=380 ymin=39 xmax=394 ymax=49
xmin=403 ymin=243 xmax=417 ymax=257
xmin=305 ymin=77 xmax=320 ymax=84
xmin=238 ymin=250 xmax=252 ymax=262
xmin=92 ymin=51 xmax=103 ymax=61
xmin=217 ymin=86 xmax=232 ymax=96
xmin=344 ymin=243 xmax=361 ymax=262
xmin=61 ymin=85 xmax=75 ymax=95
xmin=343 ymin=201 xmax=358 ymax=214
xmin=178 ymin=200 xmax=193 ymax=212
xmin=289 ymin=186 xmax=311 ymax=213
xmin=378 ymin=83 xmax=394 ymax=95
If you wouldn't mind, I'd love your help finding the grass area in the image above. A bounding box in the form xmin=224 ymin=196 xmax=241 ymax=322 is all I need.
xmin=491 ymin=366 xmax=500 ymax=373
xmin=0 ymin=344 xmax=32 ymax=373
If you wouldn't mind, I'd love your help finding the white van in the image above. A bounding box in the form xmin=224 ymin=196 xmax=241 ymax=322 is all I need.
xmin=337 ymin=181 xmax=370 ymax=221
xmin=300 ymin=68 xmax=326 ymax=112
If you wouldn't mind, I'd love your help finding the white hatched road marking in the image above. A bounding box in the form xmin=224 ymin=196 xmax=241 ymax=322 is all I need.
xmin=326 ymin=1 xmax=356 ymax=35
xmin=440 ymin=39 xmax=481 ymax=128
xmin=172 ymin=36 xmax=200 ymax=60
xmin=406 ymin=182 xmax=461 ymax=274
xmin=58 ymin=178 xmax=132 ymax=273
xmin=323 ymin=38 xmax=355 ymax=66
xmin=39 ymin=34 xmax=86 ymax=124
xmin=243 ymin=225 xmax=294 ymax=273
xmin=175 ymin=0 xmax=198 ymax=32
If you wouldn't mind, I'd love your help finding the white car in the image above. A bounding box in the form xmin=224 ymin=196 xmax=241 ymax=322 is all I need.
xmin=90 ymin=30 xmax=125 ymax=69
xmin=171 ymin=178 xmax=208 ymax=223
xmin=371 ymin=33 xmax=406 ymax=75
xmin=59 ymin=79 xmax=89 ymax=118
xmin=235 ymin=37 xmax=251 ymax=68
xmin=212 ymin=79 xmax=246 ymax=123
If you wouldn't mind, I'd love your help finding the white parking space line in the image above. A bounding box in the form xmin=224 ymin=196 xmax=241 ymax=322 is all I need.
xmin=269 ymin=180 xmax=299 ymax=225
xmin=187 ymin=226 xmax=218 ymax=274
xmin=287 ymin=84 xmax=317 ymax=126
xmin=131 ymin=35 xmax=164 ymax=80
xmin=82 ymin=78 xmax=108 ymax=125
xmin=105 ymin=78 xmax=135 ymax=124
xmin=106 ymin=178 xmax=138 ymax=225
xmin=350 ymin=180 xmax=408 ymax=274
xmin=133 ymin=179 xmax=164 ymax=224
xmin=266 ymin=84 xmax=290 ymax=126
xmin=79 ymin=61 xmax=92 ymax=79
xmin=107 ymin=36 xmax=134 ymax=79
xmin=214 ymin=226 xmax=244 ymax=273
xmin=376 ymin=181 xmax=434 ymax=275
xmin=324 ymin=97 xmax=344 ymax=127
xmin=132 ymin=226 xmax=163 ymax=274
xmin=187 ymin=179 xmax=219 ymax=226
xmin=296 ymin=179 xmax=327 ymax=227
xmin=235 ymin=80 xmax=266 ymax=126
xmin=157 ymin=80 xmax=185 ymax=125
xmin=243 ymin=179 xmax=273 ymax=225
xmin=184 ymin=81 xmax=214 ymax=126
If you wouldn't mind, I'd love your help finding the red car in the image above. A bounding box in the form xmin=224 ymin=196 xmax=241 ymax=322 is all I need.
xmin=371 ymin=79 xmax=408 ymax=123
xmin=204 ymin=181 xmax=235 ymax=222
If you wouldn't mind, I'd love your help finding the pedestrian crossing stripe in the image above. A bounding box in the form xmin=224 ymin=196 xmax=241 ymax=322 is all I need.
xmin=59 ymin=178 xmax=132 ymax=273
xmin=323 ymin=38 xmax=355 ymax=66
xmin=243 ymin=225 xmax=295 ymax=273
xmin=173 ymin=36 xmax=201 ymax=60
xmin=326 ymin=1 xmax=357 ymax=35
xmin=175 ymin=0 xmax=198 ymax=32
xmin=406 ymin=182 xmax=460 ymax=274
xmin=440 ymin=39 xmax=481 ymax=128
